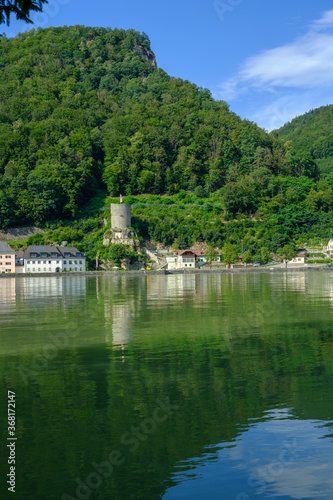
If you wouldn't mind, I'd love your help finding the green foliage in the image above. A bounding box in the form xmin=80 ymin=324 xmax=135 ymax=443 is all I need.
xmin=242 ymin=250 xmax=253 ymax=264
xmin=220 ymin=243 xmax=239 ymax=265
xmin=307 ymin=258 xmax=332 ymax=264
xmin=0 ymin=0 xmax=47 ymax=25
xmin=205 ymin=245 xmax=218 ymax=263
xmin=107 ymin=243 xmax=134 ymax=266
xmin=0 ymin=25 xmax=306 ymax=228
xmin=1 ymin=26 xmax=333 ymax=256
xmin=260 ymin=247 xmax=271 ymax=264
xmin=269 ymin=233 xmax=290 ymax=252
xmin=274 ymin=105 xmax=333 ymax=174
xmin=277 ymin=244 xmax=297 ymax=262
xmin=194 ymin=185 xmax=208 ymax=198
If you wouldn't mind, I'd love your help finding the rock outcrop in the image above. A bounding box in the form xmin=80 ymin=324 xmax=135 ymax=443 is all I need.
xmin=132 ymin=41 xmax=156 ymax=67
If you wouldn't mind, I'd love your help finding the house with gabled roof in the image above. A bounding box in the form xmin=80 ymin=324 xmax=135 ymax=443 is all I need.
xmin=193 ymin=249 xmax=221 ymax=263
xmin=23 ymin=245 xmax=86 ymax=273
xmin=166 ymin=250 xmax=196 ymax=270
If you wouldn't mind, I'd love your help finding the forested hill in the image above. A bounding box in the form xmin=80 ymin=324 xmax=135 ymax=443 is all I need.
xmin=0 ymin=25 xmax=321 ymax=230
xmin=273 ymin=105 xmax=333 ymax=174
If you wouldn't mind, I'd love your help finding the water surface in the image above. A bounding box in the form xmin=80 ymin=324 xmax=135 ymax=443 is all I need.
xmin=0 ymin=272 xmax=333 ymax=499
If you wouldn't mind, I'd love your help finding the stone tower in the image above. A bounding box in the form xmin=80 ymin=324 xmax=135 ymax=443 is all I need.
xmin=110 ymin=203 xmax=131 ymax=230
xmin=103 ymin=203 xmax=136 ymax=247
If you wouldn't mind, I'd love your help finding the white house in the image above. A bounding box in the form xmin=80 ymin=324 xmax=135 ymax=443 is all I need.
xmin=24 ymin=245 xmax=86 ymax=273
xmin=177 ymin=250 xmax=196 ymax=269
xmin=167 ymin=250 xmax=196 ymax=270
xmin=166 ymin=255 xmax=178 ymax=270
xmin=194 ymin=249 xmax=221 ymax=263
xmin=324 ymin=239 xmax=333 ymax=255
xmin=288 ymin=253 xmax=306 ymax=265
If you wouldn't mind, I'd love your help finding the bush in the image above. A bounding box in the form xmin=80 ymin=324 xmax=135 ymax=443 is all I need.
xmin=194 ymin=185 xmax=208 ymax=198
xmin=306 ymin=259 xmax=332 ymax=263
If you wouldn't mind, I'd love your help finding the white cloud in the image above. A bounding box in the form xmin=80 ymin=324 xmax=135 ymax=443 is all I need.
xmin=251 ymin=92 xmax=331 ymax=132
xmin=217 ymin=10 xmax=333 ymax=97
xmin=214 ymin=10 xmax=333 ymax=130
xmin=240 ymin=33 xmax=333 ymax=88
xmin=311 ymin=9 xmax=333 ymax=30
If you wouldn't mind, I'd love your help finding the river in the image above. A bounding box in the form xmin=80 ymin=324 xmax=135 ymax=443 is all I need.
xmin=0 ymin=272 xmax=333 ymax=499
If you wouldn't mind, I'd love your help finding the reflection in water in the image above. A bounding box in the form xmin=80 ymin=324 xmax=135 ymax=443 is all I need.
xmin=102 ymin=275 xmax=135 ymax=349
xmin=1 ymin=272 xmax=333 ymax=500
xmin=164 ymin=408 xmax=333 ymax=500
xmin=111 ymin=304 xmax=133 ymax=346
xmin=21 ymin=276 xmax=87 ymax=298
xmin=0 ymin=278 xmax=16 ymax=309
xmin=0 ymin=276 xmax=87 ymax=303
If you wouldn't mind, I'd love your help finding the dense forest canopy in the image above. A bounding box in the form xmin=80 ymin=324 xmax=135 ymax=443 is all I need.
xmin=0 ymin=25 xmax=333 ymax=259
xmin=273 ymin=105 xmax=333 ymax=174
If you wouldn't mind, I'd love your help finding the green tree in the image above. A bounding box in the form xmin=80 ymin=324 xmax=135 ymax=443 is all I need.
xmin=205 ymin=245 xmax=218 ymax=267
xmin=277 ymin=244 xmax=297 ymax=264
xmin=269 ymin=233 xmax=289 ymax=252
xmin=194 ymin=185 xmax=208 ymax=198
xmin=243 ymin=250 xmax=253 ymax=266
xmin=260 ymin=247 xmax=271 ymax=265
xmin=0 ymin=0 xmax=48 ymax=25
xmin=220 ymin=243 xmax=239 ymax=268
xmin=103 ymin=158 xmax=128 ymax=196
xmin=108 ymin=244 xmax=131 ymax=267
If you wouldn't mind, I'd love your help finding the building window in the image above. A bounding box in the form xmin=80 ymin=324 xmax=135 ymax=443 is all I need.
xmin=79 ymin=260 xmax=82 ymax=264
xmin=5 ymin=262 xmax=11 ymax=265
xmin=64 ymin=261 xmax=67 ymax=264
xmin=49 ymin=261 xmax=51 ymax=264
xmin=5 ymin=255 xmax=11 ymax=259
xmin=44 ymin=268 xmax=46 ymax=271
xmin=49 ymin=268 xmax=51 ymax=271
xmin=56 ymin=261 xmax=59 ymax=264
xmin=33 ymin=268 xmax=35 ymax=272
xmin=32 ymin=261 xmax=35 ymax=264
xmin=6 ymin=269 xmax=10 ymax=272
xmin=74 ymin=261 xmax=77 ymax=264
xmin=38 ymin=268 xmax=40 ymax=271
xmin=69 ymin=261 xmax=72 ymax=264
xmin=27 ymin=260 xmax=30 ymax=264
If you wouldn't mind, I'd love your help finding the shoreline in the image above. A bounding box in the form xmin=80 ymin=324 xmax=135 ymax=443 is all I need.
xmin=0 ymin=266 xmax=332 ymax=278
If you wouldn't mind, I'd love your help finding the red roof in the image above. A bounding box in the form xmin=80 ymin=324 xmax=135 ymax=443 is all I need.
xmin=194 ymin=249 xmax=221 ymax=255
xmin=177 ymin=249 xmax=196 ymax=256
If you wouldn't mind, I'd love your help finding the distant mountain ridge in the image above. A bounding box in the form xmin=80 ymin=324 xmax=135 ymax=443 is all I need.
xmin=273 ymin=105 xmax=333 ymax=173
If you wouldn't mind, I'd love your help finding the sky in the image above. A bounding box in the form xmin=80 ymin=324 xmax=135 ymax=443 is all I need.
xmin=3 ymin=0 xmax=333 ymax=131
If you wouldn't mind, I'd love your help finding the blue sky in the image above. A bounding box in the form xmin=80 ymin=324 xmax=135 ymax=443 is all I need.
xmin=3 ymin=0 xmax=333 ymax=131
